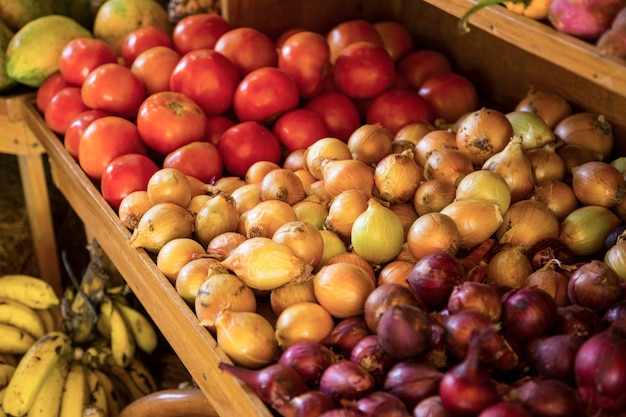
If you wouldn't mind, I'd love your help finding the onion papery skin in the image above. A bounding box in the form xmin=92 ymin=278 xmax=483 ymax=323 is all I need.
xmin=515 ymin=378 xmax=586 ymax=417
xmin=526 ymin=333 xmax=586 ymax=384
xmin=554 ymin=112 xmax=614 ymax=161
xmin=350 ymin=335 xmax=395 ymax=387
xmin=278 ymin=341 xmax=337 ymax=388
xmin=455 ymin=107 xmax=513 ymax=167
xmin=412 ymin=395 xmax=449 ymax=417
xmin=319 ymin=360 xmax=376 ymax=402
xmin=495 ymin=198 xmax=560 ymax=250
xmin=407 ymin=251 xmax=465 ymax=311
xmin=477 ymin=401 xmax=532 ymax=417
xmin=447 ymin=281 xmax=502 ymax=323
xmin=407 ymin=212 xmax=461 ymax=260
xmin=376 ymin=304 xmax=432 ymax=360
xmin=274 ymin=390 xmax=336 ymax=417
xmin=515 ymin=90 xmax=572 ymax=129
xmin=354 ymin=390 xmax=410 ymax=417
xmin=501 ymin=287 xmax=558 ymax=342
xmin=383 ymin=360 xmax=443 ymax=410
xmin=567 ymin=260 xmax=623 ymax=312
xmin=553 ymin=304 xmax=602 ymax=338
xmin=322 ymin=316 xmax=372 ymax=359
xmin=363 ymin=283 xmax=423 ymax=334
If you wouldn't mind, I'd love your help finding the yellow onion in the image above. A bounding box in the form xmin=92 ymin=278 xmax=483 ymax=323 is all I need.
xmin=557 ymin=143 xmax=596 ymax=178
xmin=487 ymin=246 xmax=534 ymax=289
xmin=560 ymin=205 xmax=622 ymax=256
xmin=351 ymin=198 xmax=405 ymax=265
xmin=322 ymin=158 xmax=375 ymax=197
xmin=128 ymin=203 xmax=195 ymax=253
xmin=283 ymin=149 xmax=306 ymax=171
xmin=240 ymin=200 xmax=298 ymax=238
xmin=525 ymin=143 xmax=567 ymax=183
xmin=304 ymin=180 xmax=333 ymax=205
xmin=313 ymin=262 xmax=375 ymax=319
xmin=317 ymin=230 xmax=347 ymax=271
xmin=611 ymin=156 xmax=626 ymax=180
xmin=230 ymin=183 xmax=261 ymax=216
xmin=483 ymin=135 xmax=535 ymax=202
xmin=175 ymin=257 xmax=229 ymax=304
xmin=270 ymin=279 xmax=316 ymax=316
xmin=390 ymin=202 xmax=419 ymax=240
xmin=245 ymin=160 xmax=281 ymax=184
xmin=118 ymin=190 xmax=152 ymax=231
xmin=413 ymin=178 xmax=456 ymax=216
xmin=293 ymin=169 xmax=317 ymax=188
xmin=186 ymin=175 xmax=213 ymax=197
xmin=325 ymin=252 xmax=377 ymax=285
xmin=347 ymin=123 xmax=394 ymax=166
xmin=272 ymin=221 xmax=324 ymax=269
xmin=206 ymin=232 xmax=247 ymax=260
xmin=213 ymin=176 xmax=247 ymax=195
xmin=455 ymin=169 xmax=511 ymax=214
xmin=186 ymin=194 xmax=212 ymax=214
xmin=324 ymin=189 xmax=369 ymax=241
xmin=274 ymin=302 xmax=335 ymax=349
xmin=221 ymin=237 xmax=313 ymax=291
xmin=147 ymin=167 xmax=193 ymax=207
xmin=195 ymin=273 xmax=257 ymax=331
xmin=554 ymin=113 xmax=613 ymax=161
xmin=395 ymin=242 xmax=417 ymax=263
xmin=304 ymin=137 xmax=353 ymax=180
xmin=571 ymin=161 xmax=626 ymax=208
xmin=455 ymin=107 xmax=513 ymax=166
xmin=440 ymin=199 xmax=503 ymax=250
xmin=407 ymin=212 xmax=461 ymax=260
xmin=260 ymin=168 xmax=306 ymax=205
xmin=505 ymin=110 xmax=555 ymax=150
xmin=604 ymin=241 xmax=626 ymax=283
xmin=194 ymin=193 xmax=239 ymax=247
xmin=529 ymin=180 xmax=579 ymax=221
xmin=515 ymin=90 xmax=573 ymax=128
xmin=377 ymin=261 xmax=414 ymax=287
xmin=414 ymin=129 xmax=457 ymax=167
xmin=291 ymin=200 xmax=328 ymax=230
xmin=614 ymin=197 xmax=626 ymax=222
xmin=374 ymin=149 xmax=422 ymax=204
xmin=393 ymin=121 xmax=436 ymax=148
xmin=214 ymin=309 xmax=279 ymax=368
xmin=495 ymin=200 xmax=560 ymax=250
xmin=156 ymin=238 xmax=207 ymax=283
xmin=424 ymin=148 xmax=474 ymax=186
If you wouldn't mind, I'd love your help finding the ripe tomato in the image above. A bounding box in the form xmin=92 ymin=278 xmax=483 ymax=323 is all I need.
xmin=275 ymin=27 xmax=306 ymax=48
xmin=78 ymin=116 xmax=147 ymax=181
xmin=305 ymin=90 xmax=362 ymax=142
xmin=163 ymin=141 xmax=223 ymax=183
xmin=333 ymin=41 xmax=395 ymax=99
xmin=81 ymin=63 xmax=146 ymax=119
xmin=64 ymin=109 xmax=112 ymax=160
xmin=36 ymin=72 xmax=72 ymax=114
xmin=326 ymin=19 xmax=383 ymax=63
xmin=418 ymin=72 xmax=479 ymax=123
xmin=101 ymin=153 xmax=160 ymax=211
xmin=136 ymin=91 xmax=207 ymax=155
xmin=272 ymin=108 xmax=330 ymax=152
xmin=365 ymin=89 xmax=436 ymax=135
xmin=214 ymin=27 xmax=278 ymax=77
xmin=131 ymin=46 xmax=181 ymax=95
xmin=205 ymin=114 xmax=235 ymax=146
xmin=172 ymin=13 xmax=232 ymax=54
xmin=58 ymin=37 xmax=118 ymax=86
xmin=397 ymin=49 xmax=452 ymax=91
xmin=278 ymin=31 xmax=331 ymax=99
xmin=218 ymin=121 xmax=282 ymax=178
xmin=373 ymin=21 xmax=415 ymax=62
xmin=169 ymin=49 xmax=240 ymax=116
xmin=121 ymin=25 xmax=174 ymax=66
xmin=233 ymin=67 xmax=299 ymax=123
xmin=44 ymin=87 xmax=90 ymax=135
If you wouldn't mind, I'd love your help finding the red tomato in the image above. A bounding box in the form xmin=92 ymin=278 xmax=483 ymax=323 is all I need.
xmin=163 ymin=141 xmax=223 ymax=183
xmin=169 ymin=49 xmax=240 ymax=116
xmin=64 ymin=109 xmax=112 ymax=160
xmin=58 ymin=37 xmax=118 ymax=86
xmin=365 ymin=89 xmax=436 ymax=135
xmin=172 ymin=13 xmax=232 ymax=54
xmin=101 ymin=153 xmax=159 ymax=211
xmin=36 ymin=72 xmax=72 ymax=114
xmin=136 ymin=91 xmax=207 ymax=155
xmin=44 ymin=87 xmax=90 ymax=135
xmin=272 ymin=108 xmax=331 ymax=152
xmin=278 ymin=31 xmax=331 ymax=99
xmin=214 ymin=27 xmax=278 ymax=77
xmin=373 ymin=21 xmax=415 ymax=62
xmin=78 ymin=116 xmax=147 ymax=180
xmin=418 ymin=72 xmax=479 ymax=123
xmin=275 ymin=27 xmax=306 ymax=48
xmin=397 ymin=49 xmax=452 ymax=91
xmin=218 ymin=121 xmax=282 ymax=178
xmin=233 ymin=67 xmax=299 ymax=123
xmin=131 ymin=46 xmax=181 ymax=95
xmin=333 ymin=41 xmax=395 ymax=99
xmin=121 ymin=26 xmax=174 ymax=66
xmin=326 ymin=19 xmax=383 ymax=63
xmin=305 ymin=90 xmax=362 ymax=142
xmin=81 ymin=63 xmax=146 ymax=119
xmin=205 ymin=114 xmax=235 ymax=146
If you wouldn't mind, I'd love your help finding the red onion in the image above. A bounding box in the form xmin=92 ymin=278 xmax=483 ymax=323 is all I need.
xmin=567 ymin=260 xmax=622 ymax=312
xmin=363 ymin=283 xmax=423 ymax=334
xmin=319 ymin=360 xmax=375 ymax=402
xmin=500 ymin=287 xmax=557 ymax=342
xmin=438 ymin=326 xmax=501 ymax=415
xmin=515 ymin=378 xmax=586 ymax=417
xmin=548 ymin=0 xmax=624 ymax=40
xmin=218 ymin=362 xmax=308 ymax=409
xmin=350 ymin=334 xmax=395 ymax=386
xmin=320 ymin=409 xmax=367 ymax=417
xmin=525 ymin=333 xmax=586 ymax=384
xmin=425 ymin=316 xmax=448 ymax=369
xmin=322 ymin=316 xmax=372 ymax=359
xmin=275 ymin=390 xmax=336 ymax=417
xmin=574 ymin=323 xmax=626 ymax=413
xmin=477 ymin=401 xmax=531 ymax=417
xmin=526 ymin=237 xmax=575 ymax=270
xmin=354 ymin=391 xmax=411 ymax=417
xmin=377 ymin=304 xmax=432 ymax=360
xmin=407 ymin=251 xmax=465 ymax=311
xmin=458 ymin=238 xmax=496 ymax=283
xmin=523 ymin=266 xmax=570 ymax=307
xmin=278 ymin=341 xmax=337 ymax=388
xmin=446 ymin=281 xmax=502 ymax=323
xmin=553 ymin=304 xmax=601 ymax=337
xmin=412 ymin=396 xmax=451 ymax=417
xmin=383 ymin=360 xmax=443 ymax=410
xmin=602 ymin=299 xmax=626 ymax=328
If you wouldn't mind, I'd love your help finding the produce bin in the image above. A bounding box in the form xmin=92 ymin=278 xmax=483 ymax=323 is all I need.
xmin=21 ymin=0 xmax=626 ymax=415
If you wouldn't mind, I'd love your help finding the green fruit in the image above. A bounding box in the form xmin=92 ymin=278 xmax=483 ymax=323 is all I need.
xmin=5 ymin=15 xmax=92 ymax=88
xmin=0 ymin=19 xmax=16 ymax=92
xmin=0 ymin=0 xmax=55 ymax=32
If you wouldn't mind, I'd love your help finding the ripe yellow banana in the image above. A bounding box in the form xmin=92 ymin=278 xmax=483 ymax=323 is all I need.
xmin=106 ymin=365 xmax=146 ymax=403
xmin=83 ymin=366 xmax=108 ymax=414
xmin=36 ymin=308 xmax=57 ymax=334
xmin=0 ymin=353 xmax=17 ymax=367
xmin=101 ymin=300 xmax=135 ymax=368
xmin=126 ymin=357 xmax=158 ymax=396
xmin=2 ymin=331 xmax=73 ymax=417
xmin=114 ymin=302 xmax=159 ymax=354
xmin=0 ymin=323 xmax=37 ymax=355
xmin=58 ymin=363 xmax=89 ymax=417
xmin=0 ymin=275 xmax=60 ymax=309
xmin=0 ymin=363 xmax=15 ymax=389
xmin=92 ymin=369 xmax=123 ymax=417
xmin=0 ymin=298 xmax=47 ymax=340
xmin=26 ymin=358 xmax=70 ymax=417
xmin=0 ymin=387 xmax=7 ymax=417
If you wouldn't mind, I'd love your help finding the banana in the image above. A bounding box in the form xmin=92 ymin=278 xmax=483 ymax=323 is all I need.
xmin=126 ymin=357 xmax=158 ymax=396
xmin=93 ymin=369 xmax=123 ymax=417
xmin=2 ymin=331 xmax=73 ymax=417
xmin=114 ymin=302 xmax=159 ymax=354
xmin=0 ymin=354 xmax=17 ymax=367
xmin=59 ymin=363 xmax=89 ymax=417
xmin=0 ymin=364 xmax=15 ymax=389
xmin=0 ymin=275 xmax=60 ymax=309
xmin=83 ymin=366 xmax=108 ymax=415
xmin=37 ymin=306 xmax=62 ymax=334
xmin=0 ymin=323 xmax=37 ymax=355
xmin=26 ymin=358 xmax=70 ymax=417
xmin=0 ymin=298 xmax=47 ymax=340
xmin=0 ymin=387 xmax=7 ymax=417
xmin=101 ymin=300 xmax=135 ymax=368
xmin=106 ymin=365 xmax=146 ymax=403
